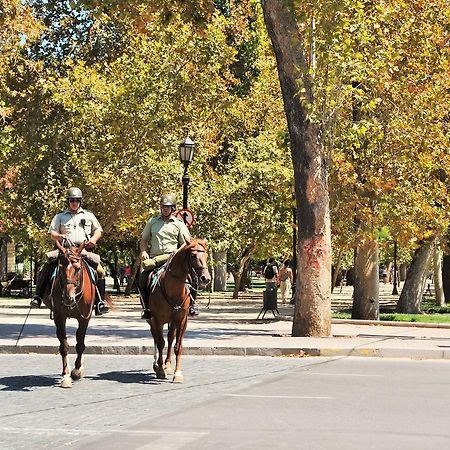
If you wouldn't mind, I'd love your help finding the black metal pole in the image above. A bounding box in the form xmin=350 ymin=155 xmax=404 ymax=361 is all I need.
xmin=392 ymin=240 xmax=398 ymax=295
xmin=29 ymin=247 xmax=33 ymax=297
xmin=182 ymin=165 xmax=190 ymax=223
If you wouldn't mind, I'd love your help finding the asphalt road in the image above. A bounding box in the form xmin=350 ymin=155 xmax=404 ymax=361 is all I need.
xmin=1 ymin=355 xmax=450 ymax=449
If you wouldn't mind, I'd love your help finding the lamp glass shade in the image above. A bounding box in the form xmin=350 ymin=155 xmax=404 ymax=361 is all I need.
xmin=179 ymin=137 xmax=196 ymax=164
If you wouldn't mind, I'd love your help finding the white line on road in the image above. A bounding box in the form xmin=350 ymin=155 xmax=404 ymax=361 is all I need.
xmin=225 ymin=394 xmax=334 ymax=399
xmin=0 ymin=427 xmax=207 ymax=437
xmin=303 ymin=372 xmax=383 ymax=377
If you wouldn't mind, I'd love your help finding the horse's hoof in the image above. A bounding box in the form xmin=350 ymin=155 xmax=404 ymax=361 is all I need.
xmin=154 ymin=366 xmax=167 ymax=379
xmin=156 ymin=370 xmax=167 ymax=379
xmin=61 ymin=375 xmax=72 ymax=388
xmin=172 ymin=371 xmax=184 ymax=383
xmin=71 ymin=366 xmax=84 ymax=380
xmin=164 ymin=362 xmax=173 ymax=375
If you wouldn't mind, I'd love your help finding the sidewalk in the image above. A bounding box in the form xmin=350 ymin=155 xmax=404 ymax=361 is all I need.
xmin=1 ymin=287 xmax=450 ymax=360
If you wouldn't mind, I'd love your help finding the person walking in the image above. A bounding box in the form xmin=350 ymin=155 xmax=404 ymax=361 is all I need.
xmin=139 ymin=194 xmax=197 ymax=319
xmin=263 ymin=257 xmax=279 ymax=289
xmin=30 ymin=187 xmax=109 ymax=315
xmin=278 ymin=259 xmax=293 ymax=304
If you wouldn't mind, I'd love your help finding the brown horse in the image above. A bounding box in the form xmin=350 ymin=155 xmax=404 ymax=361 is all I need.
xmin=43 ymin=241 xmax=97 ymax=388
xmin=147 ymin=238 xmax=211 ymax=383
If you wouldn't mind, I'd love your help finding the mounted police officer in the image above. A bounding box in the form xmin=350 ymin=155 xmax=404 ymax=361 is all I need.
xmin=30 ymin=187 xmax=109 ymax=315
xmin=139 ymin=193 xmax=199 ymax=319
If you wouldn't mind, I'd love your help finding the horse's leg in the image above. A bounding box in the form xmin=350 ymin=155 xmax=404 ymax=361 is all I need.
xmin=151 ymin=319 xmax=167 ymax=379
xmin=164 ymin=322 xmax=176 ymax=375
xmin=54 ymin=314 xmax=72 ymax=388
xmin=71 ymin=319 xmax=88 ymax=380
xmin=172 ymin=315 xmax=188 ymax=383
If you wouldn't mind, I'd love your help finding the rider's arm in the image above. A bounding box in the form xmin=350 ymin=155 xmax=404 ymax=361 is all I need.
xmin=139 ymin=237 xmax=150 ymax=260
xmin=49 ymin=214 xmax=68 ymax=242
xmin=87 ymin=228 xmax=102 ymax=246
xmin=50 ymin=230 xmax=67 ymax=242
xmin=140 ymin=218 xmax=154 ymax=260
xmin=87 ymin=213 xmax=103 ymax=247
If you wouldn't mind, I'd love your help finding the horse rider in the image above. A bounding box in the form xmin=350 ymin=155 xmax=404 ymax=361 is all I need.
xmin=30 ymin=187 xmax=109 ymax=315
xmin=139 ymin=193 xmax=199 ymax=320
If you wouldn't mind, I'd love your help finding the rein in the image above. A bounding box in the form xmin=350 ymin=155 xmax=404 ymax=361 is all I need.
xmin=56 ymin=251 xmax=94 ymax=319
xmin=157 ymin=243 xmax=207 ymax=311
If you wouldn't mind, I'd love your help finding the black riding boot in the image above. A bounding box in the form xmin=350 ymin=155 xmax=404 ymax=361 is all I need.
xmin=30 ymin=262 xmax=53 ymax=308
xmin=139 ymin=271 xmax=151 ymax=320
xmin=95 ymin=278 xmax=109 ymax=315
xmin=189 ymin=286 xmax=199 ymax=316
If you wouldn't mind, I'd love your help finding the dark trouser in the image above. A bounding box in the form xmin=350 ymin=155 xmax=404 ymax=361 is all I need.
xmin=139 ymin=271 xmax=150 ymax=310
xmin=35 ymin=261 xmax=57 ymax=299
xmin=96 ymin=278 xmax=106 ymax=304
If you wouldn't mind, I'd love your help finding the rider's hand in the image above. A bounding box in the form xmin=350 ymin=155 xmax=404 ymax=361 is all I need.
xmin=85 ymin=239 xmax=96 ymax=250
xmin=141 ymin=251 xmax=150 ymax=261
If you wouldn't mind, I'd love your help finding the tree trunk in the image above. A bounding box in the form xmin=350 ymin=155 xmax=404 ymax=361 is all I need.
xmin=399 ymin=263 xmax=408 ymax=281
xmin=124 ymin=249 xmax=140 ymax=296
xmin=113 ymin=251 xmax=120 ymax=291
xmin=103 ymin=259 xmax=120 ymax=293
xmin=213 ymin=251 xmax=227 ymax=292
xmin=263 ymin=0 xmax=331 ymax=337
xmin=331 ymin=247 xmax=344 ymax=293
xmin=232 ymin=244 xmax=255 ymax=299
xmin=352 ymin=238 xmax=379 ymax=320
xmin=396 ymin=239 xmax=435 ymax=313
xmin=443 ymin=255 xmax=450 ymax=303
xmin=433 ymin=246 xmax=445 ymax=306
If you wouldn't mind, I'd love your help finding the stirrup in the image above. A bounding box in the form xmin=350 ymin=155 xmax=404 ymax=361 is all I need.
xmin=189 ymin=303 xmax=199 ymax=316
xmin=30 ymin=296 xmax=42 ymax=308
xmin=95 ymin=301 xmax=109 ymax=316
xmin=141 ymin=309 xmax=152 ymax=320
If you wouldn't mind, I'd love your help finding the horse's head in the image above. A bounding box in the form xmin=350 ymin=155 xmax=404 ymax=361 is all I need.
xmin=58 ymin=246 xmax=83 ymax=306
xmin=186 ymin=239 xmax=211 ymax=290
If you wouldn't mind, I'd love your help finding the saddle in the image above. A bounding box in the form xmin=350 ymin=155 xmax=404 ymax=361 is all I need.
xmin=147 ymin=265 xmax=165 ymax=292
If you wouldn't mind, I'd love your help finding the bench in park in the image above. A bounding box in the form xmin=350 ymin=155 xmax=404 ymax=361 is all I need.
xmin=0 ymin=276 xmax=32 ymax=297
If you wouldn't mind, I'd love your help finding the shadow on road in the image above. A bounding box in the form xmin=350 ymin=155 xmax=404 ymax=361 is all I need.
xmin=0 ymin=374 xmax=58 ymax=391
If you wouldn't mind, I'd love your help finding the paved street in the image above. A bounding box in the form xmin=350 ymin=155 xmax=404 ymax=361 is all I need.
xmin=1 ymin=355 xmax=450 ymax=449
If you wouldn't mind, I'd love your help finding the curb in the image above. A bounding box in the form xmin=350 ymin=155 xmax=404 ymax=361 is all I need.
xmin=276 ymin=315 xmax=450 ymax=329
xmin=2 ymin=344 xmax=450 ymax=360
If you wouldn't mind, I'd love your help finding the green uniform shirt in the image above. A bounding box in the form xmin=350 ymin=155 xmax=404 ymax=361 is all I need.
xmin=49 ymin=208 xmax=102 ymax=245
xmin=141 ymin=215 xmax=191 ymax=257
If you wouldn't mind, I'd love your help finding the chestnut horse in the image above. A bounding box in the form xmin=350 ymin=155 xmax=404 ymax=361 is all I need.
xmin=43 ymin=241 xmax=97 ymax=388
xmin=147 ymin=238 xmax=211 ymax=383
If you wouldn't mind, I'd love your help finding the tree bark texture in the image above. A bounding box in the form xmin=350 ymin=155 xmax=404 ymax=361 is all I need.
xmin=331 ymin=247 xmax=344 ymax=292
xmin=399 ymin=263 xmax=408 ymax=281
xmin=263 ymin=0 xmax=331 ymax=337
xmin=443 ymin=254 xmax=450 ymax=303
xmin=232 ymin=244 xmax=255 ymax=299
xmin=396 ymin=239 xmax=435 ymax=314
xmin=433 ymin=246 xmax=445 ymax=307
xmin=213 ymin=251 xmax=227 ymax=292
xmin=352 ymin=238 xmax=379 ymax=320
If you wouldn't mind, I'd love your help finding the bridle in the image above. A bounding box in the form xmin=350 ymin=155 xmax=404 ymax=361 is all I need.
xmin=62 ymin=249 xmax=82 ymax=288
xmin=187 ymin=245 xmax=209 ymax=284
xmin=157 ymin=241 xmax=209 ymax=311
xmin=52 ymin=247 xmax=93 ymax=319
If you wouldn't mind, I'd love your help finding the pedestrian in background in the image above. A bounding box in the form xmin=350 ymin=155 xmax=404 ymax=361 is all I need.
xmin=263 ymin=257 xmax=278 ymax=289
xmin=278 ymin=260 xmax=293 ymax=304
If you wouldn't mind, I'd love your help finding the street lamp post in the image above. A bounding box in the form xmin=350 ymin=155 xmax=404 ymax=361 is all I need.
xmin=178 ymin=136 xmax=196 ymax=218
